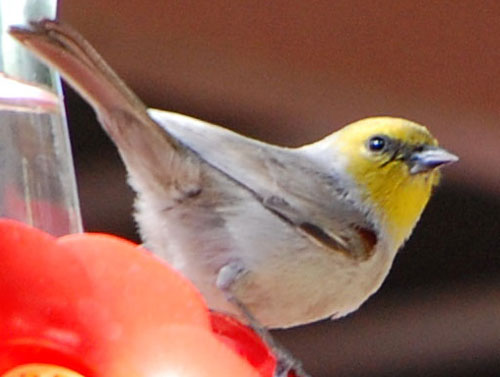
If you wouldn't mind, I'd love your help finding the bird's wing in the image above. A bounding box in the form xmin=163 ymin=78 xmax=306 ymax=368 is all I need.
xmin=149 ymin=110 xmax=378 ymax=260
xmin=10 ymin=20 xmax=201 ymax=204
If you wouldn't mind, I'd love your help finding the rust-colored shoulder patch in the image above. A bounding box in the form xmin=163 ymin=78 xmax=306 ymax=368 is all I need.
xmin=356 ymin=226 xmax=378 ymax=259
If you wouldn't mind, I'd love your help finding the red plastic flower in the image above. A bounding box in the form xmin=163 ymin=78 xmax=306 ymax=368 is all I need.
xmin=0 ymin=219 xmax=278 ymax=377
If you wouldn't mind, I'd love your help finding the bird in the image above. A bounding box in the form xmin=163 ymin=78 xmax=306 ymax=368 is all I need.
xmin=10 ymin=20 xmax=458 ymax=332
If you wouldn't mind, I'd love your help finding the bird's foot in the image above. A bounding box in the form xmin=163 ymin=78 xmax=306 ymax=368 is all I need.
xmin=217 ymin=263 xmax=312 ymax=377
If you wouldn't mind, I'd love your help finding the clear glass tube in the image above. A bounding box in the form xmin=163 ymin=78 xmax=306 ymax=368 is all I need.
xmin=0 ymin=0 xmax=82 ymax=235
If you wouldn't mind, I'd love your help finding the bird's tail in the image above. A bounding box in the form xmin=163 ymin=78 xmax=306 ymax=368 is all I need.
xmin=9 ymin=19 xmax=199 ymax=195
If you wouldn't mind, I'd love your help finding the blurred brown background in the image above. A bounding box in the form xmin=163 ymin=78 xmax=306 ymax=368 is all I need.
xmin=58 ymin=1 xmax=499 ymax=376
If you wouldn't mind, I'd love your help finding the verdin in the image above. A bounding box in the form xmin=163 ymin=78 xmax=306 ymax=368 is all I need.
xmin=11 ymin=21 xmax=458 ymax=331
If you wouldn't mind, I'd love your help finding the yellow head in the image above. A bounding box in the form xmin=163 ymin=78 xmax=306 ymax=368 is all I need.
xmin=331 ymin=117 xmax=457 ymax=247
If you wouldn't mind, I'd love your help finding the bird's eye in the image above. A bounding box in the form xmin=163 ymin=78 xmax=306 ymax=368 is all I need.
xmin=367 ymin=136 xmax=387 ymax=152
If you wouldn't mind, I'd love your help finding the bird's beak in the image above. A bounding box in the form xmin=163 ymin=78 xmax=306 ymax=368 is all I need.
xmin=409 ymin=146 xmax=459 ymax=174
